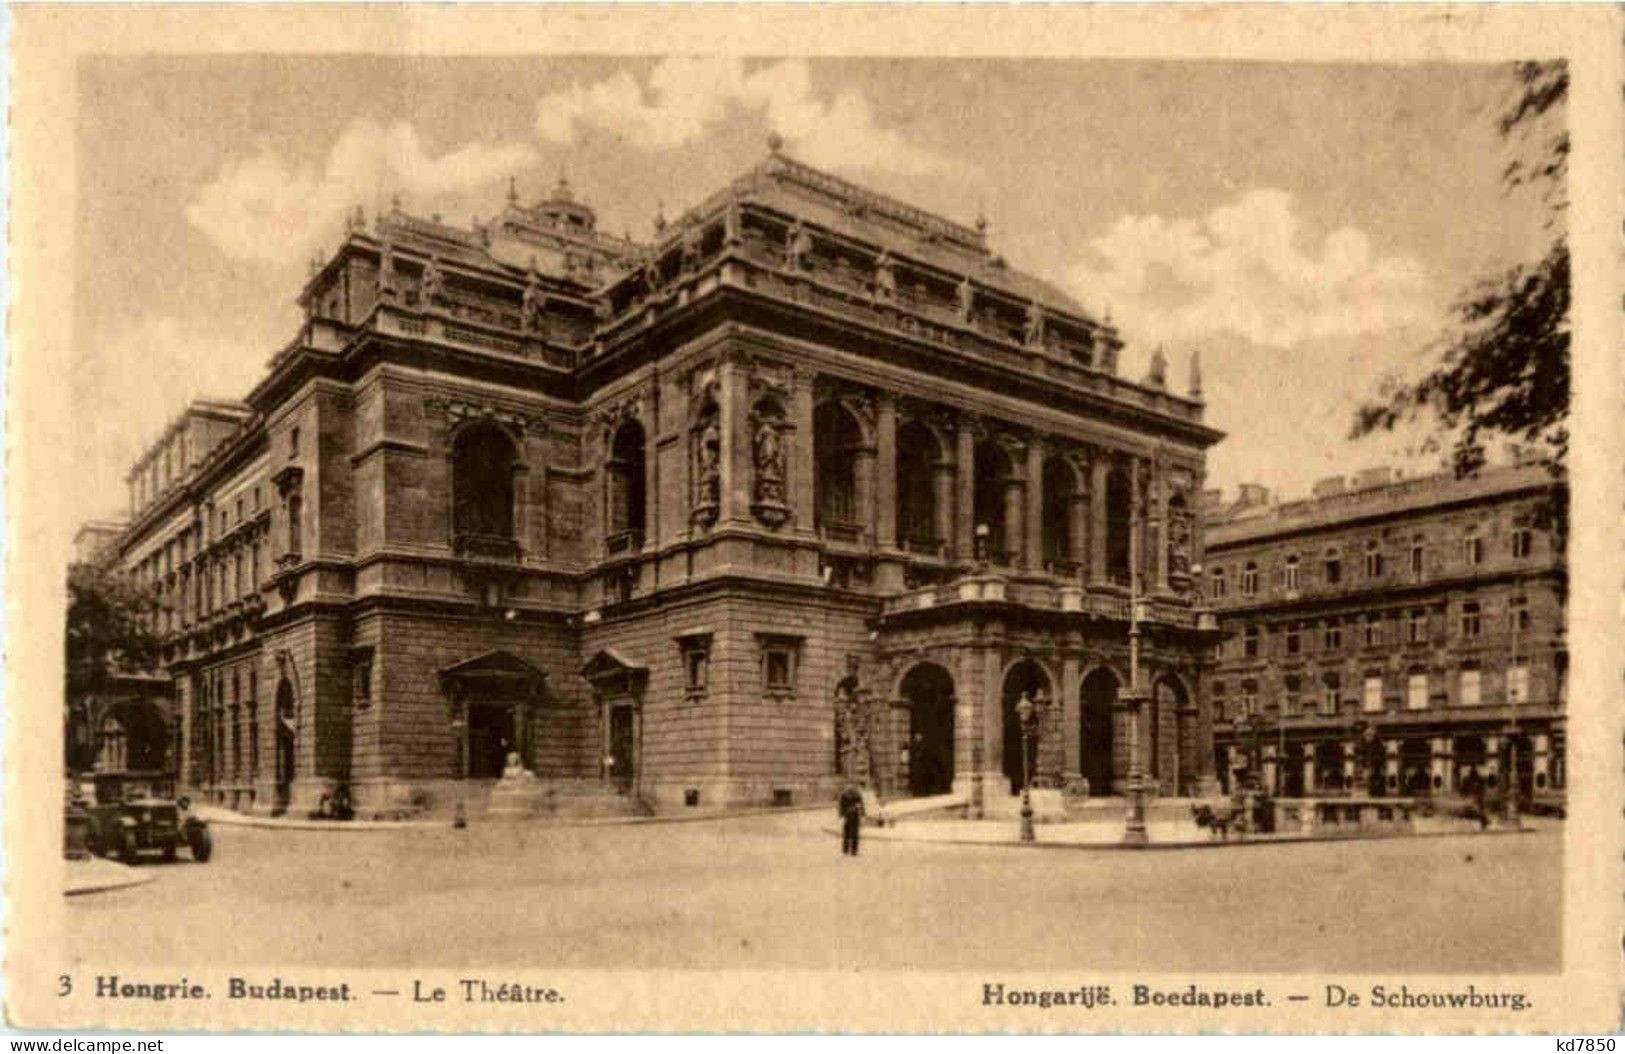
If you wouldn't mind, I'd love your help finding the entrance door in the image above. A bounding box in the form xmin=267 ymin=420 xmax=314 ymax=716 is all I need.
xmin=467 ymin=702 xmax=514 ymax=779
xmin=274 ymin=680 xmax=295 ymax=814
xmin=1281 ymin=742 xmax=1306 ymax=797
xmin=1080 ymin=668 xmax=1118 ymax=795
xmin=900 ymin=663 xmax=955 ymax=797
xmin=608 ymin=705 xmax=635 ymax=794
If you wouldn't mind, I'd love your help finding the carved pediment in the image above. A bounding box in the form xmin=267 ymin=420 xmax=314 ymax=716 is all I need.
xmin=580 ymin=648 xmax=649 ymax=684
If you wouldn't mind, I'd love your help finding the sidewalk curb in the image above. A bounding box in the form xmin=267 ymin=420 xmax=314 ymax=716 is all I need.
xmin=822 ymin=821 xmax=1545 ymax=851
xmin=64 ymin=860 xmax=160 ymax=896
xmin=196 ymin=801 xmax=830 ymax=832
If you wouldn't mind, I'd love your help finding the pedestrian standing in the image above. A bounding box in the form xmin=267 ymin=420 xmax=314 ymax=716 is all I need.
xmin=838 ymin=783 xmax=865 ymax=856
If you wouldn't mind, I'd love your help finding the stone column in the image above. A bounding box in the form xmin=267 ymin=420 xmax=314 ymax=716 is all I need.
xmin=982 ymin=646 xmax=1005 ymax=804
xmin=875 ymin=395 xmax=898 ymax=549
xmin=853 ymin=442 xmax=877 ymax=543
xmin=790 ymin=368 xmax=816 ymax=534
xmin=932 ymin=460 xmax=955 ymax=556
xmin=955 ymin=419 xmax=976 ymax=562
xmin=1068 ymin=486 xmax=1089 ymax=581
xmin=1090 ymin=455 xmax=1110 ymax=586
xmin=717 ymin=356 xmax=744 ymax=525
xmin=1024 ymin=437 xmax=1044 ymax=572
xmin=1154 ymin=461 xmax=1171 ymax=593
xmin=1002 ymin=476 xmax=1024 ymax=568
xmin=1061 ymin=655 xmax=1082 ymax=789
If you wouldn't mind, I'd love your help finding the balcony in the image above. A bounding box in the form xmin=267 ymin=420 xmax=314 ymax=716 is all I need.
xmin=453 ymin=532 xmax=521 ymax=564
xmin=604 ymin=529 xmax=645 ymax=557
xmin=880 ymin=575 xmax=1214 ymax=631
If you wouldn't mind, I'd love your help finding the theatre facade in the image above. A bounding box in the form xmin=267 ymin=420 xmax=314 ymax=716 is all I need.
xmin=94 ymin=144 xmax=1225 ymax=817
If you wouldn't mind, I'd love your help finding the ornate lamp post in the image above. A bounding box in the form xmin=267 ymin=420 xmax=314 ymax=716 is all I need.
xmin=1121 ymin=594 xmax=1151 ymax=845
xmin=1014 ymin=688 xmax=1049 ymax=843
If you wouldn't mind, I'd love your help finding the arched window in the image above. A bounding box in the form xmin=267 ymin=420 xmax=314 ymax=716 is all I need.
xmin=814 ymin=402 xmax=863 ymax=538
xmin=1104 ymin=465 xmax=1132 ymax=584
xmin=896 ymin=420 xmax=942 ymax=554
xmin=1283 ymin=554 xmax=1300 ymax=592
xmin=973 ymin=438 xmax=1015 ymax=563
xmin=606 ymin=419 xmax=647 ymax=551
xmin=1210 ymin=566 xmax=1227 ymax=598
xmin=1241 ymin=561 xmax=1259 ymax=596
xmin=1462 ymin=524 xmax=1484 ymax=566
xmin=1364 ymin=538 xmax=1384 ymax=579
xmin=452 ymin=423 xmax=518 ymax=541
xmin=1041 ymin=455 xmax=1077 ymax=571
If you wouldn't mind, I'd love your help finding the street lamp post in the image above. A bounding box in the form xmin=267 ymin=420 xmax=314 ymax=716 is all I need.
xmin=1122 ymin=595 xmax=1151 ymax=845
xmin=1015 ymin=689 xmax=1048 ymax=843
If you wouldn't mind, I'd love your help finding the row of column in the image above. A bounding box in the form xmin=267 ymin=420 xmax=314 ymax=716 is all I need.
xmin=1234 ymin=732 xmax=1557 ymax=794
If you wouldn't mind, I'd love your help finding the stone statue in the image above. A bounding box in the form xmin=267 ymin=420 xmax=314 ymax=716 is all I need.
xmin=695 ymin=416 xmax=721 ymax=511
xmin=377 ymin=237 xmax=398 ymax=300
xmin=419 ymin=254 xmax=446 ymax=306
xmin=957 ymin=274 xmax=976 ymax=321
xmin=754 ymin=422 xmax=785 ymax=504
xmin=1024 ymin=301 xmax=1045 ymax=347
xmin=520 ymin=270 xmax=545 ymax=333
xmin=1168 ymin=496 xmax=1192 ymax=577
xmin=1147 ymin=345 xmax=1169 ymax=388
xmin=785 ymin=219 xmax=813 ymax=271
xmin=872 ymin=251 xmax=896 ymax=302
xmin=500 ymin=750 xmax=535 ymax=782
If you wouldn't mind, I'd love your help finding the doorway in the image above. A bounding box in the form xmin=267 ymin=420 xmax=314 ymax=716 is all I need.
xmin=467 ymin=702 xmax=515 ymax=779
xmin=1080 ymin=668 xmax=1118 ymax=795
xmin=608 ymin=705 xmax=636 ymax=793
xmin=900 ymin=663 xmax=955 ymax=797
xmin=274 ymin=680 xmax=295 ymax=814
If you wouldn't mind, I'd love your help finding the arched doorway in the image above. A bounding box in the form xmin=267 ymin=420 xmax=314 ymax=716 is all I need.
xmin=1315 ymin=741 xmax=1345 ymax=792
xmin=899 ymin=663 xmax=955 ymax=797
xmin=274 ymin=679 xmax=296 ymax=815
xmin=1080 ymin=667 xmax=1118 ymax=795
xmin=1002 ymin=659 xmax=1052 ymax=794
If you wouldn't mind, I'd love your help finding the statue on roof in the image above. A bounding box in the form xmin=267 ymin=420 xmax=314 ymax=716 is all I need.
xmin=520 ymin=265 xmax=545 ymax=334
xmin=785 ymin=218 xmax=813 ymax=272
xmin=1189 ymin=349 xmax=1203 ymax=399
xmin=872 ymin=251 xmax=896 ymax=302
xmin=957 ymin=274 xmax=976 ymax=321
xmin=1024 ymin=301 xmax=1045 ymax=348
xmin=1147 ymin=345 xmax=1169 ymax=389
xmin=419 ymin=254 xmax=446 ymax=307
xmin=377 ymin=237 xmax=398 ymax=301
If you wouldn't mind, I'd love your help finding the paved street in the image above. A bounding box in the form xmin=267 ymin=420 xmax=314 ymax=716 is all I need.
xmin=64 ymin=814 xmax=1561 ymax=973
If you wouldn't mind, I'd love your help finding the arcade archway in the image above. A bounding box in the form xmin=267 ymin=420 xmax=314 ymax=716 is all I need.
xmin=899 ymin=662 xmax=955 ymax=797
xmin=1080 ymin=667 xmax=1118 ymax=795
xmin=1001 ymin=659 xmax=1052 ymax=794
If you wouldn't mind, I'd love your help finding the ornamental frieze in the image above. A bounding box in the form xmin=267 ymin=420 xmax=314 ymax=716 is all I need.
xmin=422 ymin=396 xmax=547 ymax=439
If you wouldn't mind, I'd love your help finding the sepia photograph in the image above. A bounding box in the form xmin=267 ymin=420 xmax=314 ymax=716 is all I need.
xmin=8 ymin=4 xmax=1621 ymax=1036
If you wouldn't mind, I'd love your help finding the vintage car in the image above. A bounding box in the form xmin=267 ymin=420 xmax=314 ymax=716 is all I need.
xmin=82 ymin=771 xmax=212 ymax=864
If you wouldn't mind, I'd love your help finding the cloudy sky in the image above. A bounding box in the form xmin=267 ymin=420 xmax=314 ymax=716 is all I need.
xmin=72 ymin=56 xmax=1552 ymax=529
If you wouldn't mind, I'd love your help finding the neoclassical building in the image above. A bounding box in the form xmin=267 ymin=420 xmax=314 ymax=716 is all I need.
xmin=1204 ymin=462 xmax=1566 ymax=803
xmin=93 ymin=144 xmax=1224 ymax=817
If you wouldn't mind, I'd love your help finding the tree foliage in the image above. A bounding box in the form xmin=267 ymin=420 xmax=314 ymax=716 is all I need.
xmin=65 ymin=561 xmax=165 ymax=699
xmin=1352 ymin=61 xmax=1569 ymax=483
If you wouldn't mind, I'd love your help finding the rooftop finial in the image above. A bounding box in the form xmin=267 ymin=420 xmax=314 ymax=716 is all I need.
xmin=1189 ymin=348 xmax=1203 ymax=399
xmin=766 ymin=130 xmax=784 ymax=155
xmin=554 ymin=170 xmax=573 ymax=202
xmin=974 ymin=201 xmax=988 ymax=235
xmin=507 ymin=175 xmax=518 ymax=205
xmin=654 ymin=200 xmax=667 ymax=234
xmin=1146 ymin=344 xmax=1168 ymax=389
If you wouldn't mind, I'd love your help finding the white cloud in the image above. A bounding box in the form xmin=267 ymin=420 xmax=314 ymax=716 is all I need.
xmin=186 ymin=119 xmax=539 ymax=266
xmin=1069 ymin=189 xmax=1435 ymax=349
xmin=535 ymin=57 xmax=960 ymax=177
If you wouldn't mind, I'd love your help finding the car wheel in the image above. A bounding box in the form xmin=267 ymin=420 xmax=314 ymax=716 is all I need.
xmin=188 ymin=826 xmax=213 ymax=863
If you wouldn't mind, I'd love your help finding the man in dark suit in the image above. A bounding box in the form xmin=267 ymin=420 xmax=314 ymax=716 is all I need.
xmin=838 ymin=783 xmax=866 ymax=856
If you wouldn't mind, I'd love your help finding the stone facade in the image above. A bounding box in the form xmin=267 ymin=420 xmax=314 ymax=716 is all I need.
xmin=88 ymin=150 xmax=1224 ymax=817
xmin=1204 ymin=463 xmax=1567 ymax=803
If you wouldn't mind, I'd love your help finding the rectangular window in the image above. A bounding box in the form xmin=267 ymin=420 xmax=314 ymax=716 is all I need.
xmin=1322 ymin=674 xmax=1341 ymax=716
xmin=1509 ymin=597 xmax=1530 ymax=633
xmin=1239 ymin=683 xmax=1258 ymax=719
xmin=1459 ymin=668 xmax=1481 ymax=707
xmin=1243 ymin=625 xmax=1259 ymax=658
xmin=1282 ymin=676 xmax=1301 ymax=717
xmin=1241 ymin=564 xmax=1259 ymax=596
xmin=1408 ymin=609 xmax=1428 ymax=644
xmin=1410 ymin=542 xmax=1425 ymax=576
xmin=1324 ymin=621 xmax=1342 ymax=651
xmin=1507 ymin=664 xmax=1529 ymax=706
xmin=1460 ymin=601 xmax=1481 ymax=638
xmin=1324 ymin=554 xmax=1342 ymax=585
xmin=1463 ymin=534 xmax=1484 ymax=566
xmin=679 ymin=634 xmax=712 ymax=700
xmin=1364 ymin=547 xmax=1383 ymax=579
xmin=1407 ymin=673 xmax=1429 ymax=711
xmin=1363 ymin=614 xmax=1383 ymax=648
xmin=1210 ymin=569 xmax=1226 ymax=599
xmin=1285 ymin=623 xmax=1301 ymax=655
xmin=758 ymin=634 xmax=802 ymax=697
xmin=1283 ymin=559 xmax=1300 ymax=592
xmin=1362 ymin=675 xmax=1384 ymax=713
xmin=1511 ymin=528 xmax=1532 ymax=559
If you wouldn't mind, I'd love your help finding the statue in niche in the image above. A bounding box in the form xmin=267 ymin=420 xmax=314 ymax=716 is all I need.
xmin=785 ymin=219 xmax=813 ymax=272
xmin=644 ymin=256 xmax=663 ymax=295
xmin=1168 ymin=496 xmax=1192 ymax=578
xmin=957 ymin=274 xmax=976 ymax=321
xmin=419 ymin=254 xmax=446 ymax=306
xmin=694 ymin=414 xmax=721 ymax=518
xmin=753 ymin=421 xmax=785 ymax=504
xmin=1024 ymin=301 xmax=1045 ymax=347
xmin=520 ymin=267 xmax=546 ymax=333
xmin=872 ymin=251 xmax=897 ymax=302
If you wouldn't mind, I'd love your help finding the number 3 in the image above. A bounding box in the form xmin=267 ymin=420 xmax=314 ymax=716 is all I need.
xmin=58 ymin=974 xmax=72 ymax=997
